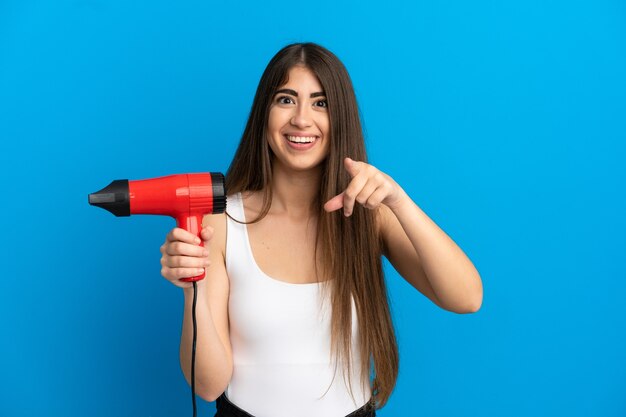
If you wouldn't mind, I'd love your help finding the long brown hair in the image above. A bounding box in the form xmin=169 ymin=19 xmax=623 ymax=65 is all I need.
xmin=225 ymin=42 xmax=398 ymax=408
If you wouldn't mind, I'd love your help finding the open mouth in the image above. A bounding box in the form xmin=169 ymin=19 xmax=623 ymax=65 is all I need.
xmin=283 ymin=135 xmax=320 ymax=150
xmin=285 ymin=135 xmax=318 ymax=144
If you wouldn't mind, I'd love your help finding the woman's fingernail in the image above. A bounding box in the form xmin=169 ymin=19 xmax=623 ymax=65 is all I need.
xmin=195 ymin=237 xmax=201 ymax=244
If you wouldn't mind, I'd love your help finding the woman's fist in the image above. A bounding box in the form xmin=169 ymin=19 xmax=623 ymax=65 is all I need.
xmin=159 ymin=226 xmax=214 ymax=288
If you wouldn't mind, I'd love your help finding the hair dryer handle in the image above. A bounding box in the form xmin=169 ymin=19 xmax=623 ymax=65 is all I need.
xmin=177 ymin=213 xmax=206 ymax=282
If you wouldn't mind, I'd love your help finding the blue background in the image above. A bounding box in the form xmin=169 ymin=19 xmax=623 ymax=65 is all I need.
xmin=1 ymin=1 xmax=625 ymax=416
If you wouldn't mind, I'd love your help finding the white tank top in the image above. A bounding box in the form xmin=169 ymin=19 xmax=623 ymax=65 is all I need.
xmin=224 ymin=193 xmax=372 ymax=417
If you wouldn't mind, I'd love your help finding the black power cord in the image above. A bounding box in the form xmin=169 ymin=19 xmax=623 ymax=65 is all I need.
xmin=191 ymin=280 xmax=198 ymax=417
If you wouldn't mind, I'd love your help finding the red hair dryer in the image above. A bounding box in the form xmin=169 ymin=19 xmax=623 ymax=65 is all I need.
xmin=88 ymin=173 xmax=226 ymax=282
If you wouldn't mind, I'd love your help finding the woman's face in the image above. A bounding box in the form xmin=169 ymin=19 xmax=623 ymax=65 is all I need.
xmin=266 ymin=65 xmax=330 ymax=173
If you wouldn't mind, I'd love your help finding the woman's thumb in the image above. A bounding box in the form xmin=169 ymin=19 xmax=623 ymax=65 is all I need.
xmin=201 ymin=226 xmax=214 ymax=243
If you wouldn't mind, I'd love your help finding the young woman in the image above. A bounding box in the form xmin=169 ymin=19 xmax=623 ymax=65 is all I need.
xmin=159 ymin=43 xmax=483 ymax=417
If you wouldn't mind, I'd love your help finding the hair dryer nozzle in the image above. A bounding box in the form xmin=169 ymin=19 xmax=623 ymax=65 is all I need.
xmin=88 ymin=180 xmax=130 ymax=216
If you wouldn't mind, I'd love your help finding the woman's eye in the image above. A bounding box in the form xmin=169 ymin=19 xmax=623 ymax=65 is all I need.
xmin=277 ymin=96 xmax=294 ymax=105
xmin=315 ymin=100 xmax=328 ymax=108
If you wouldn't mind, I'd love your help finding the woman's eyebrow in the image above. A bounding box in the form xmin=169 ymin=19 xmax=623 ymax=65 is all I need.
xmin=275 ymin=88 xmax=326 ymax=98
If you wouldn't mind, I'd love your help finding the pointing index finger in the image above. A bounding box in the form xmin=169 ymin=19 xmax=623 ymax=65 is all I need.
xmin=324 ymin=193 xmax=345 ymax=212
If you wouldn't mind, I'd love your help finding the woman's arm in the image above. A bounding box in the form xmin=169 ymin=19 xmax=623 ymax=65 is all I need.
xmin=161 ymin=214 xmax=233 ymax=401
xmin=378 ymin=196 xmax=482 ymax=313
xmin=325 ymin=157 xmax=483 ymax=314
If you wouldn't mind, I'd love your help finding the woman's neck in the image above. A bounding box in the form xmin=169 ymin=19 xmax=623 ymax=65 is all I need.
xmin=269 ymin=161 xmax=323 ymax=218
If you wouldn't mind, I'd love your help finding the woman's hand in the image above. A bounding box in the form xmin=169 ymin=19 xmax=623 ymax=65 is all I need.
xmin=324 ymin=157 xmax=405 ymax=216
xmin=160 ymin=226 xmax=213 ymax=288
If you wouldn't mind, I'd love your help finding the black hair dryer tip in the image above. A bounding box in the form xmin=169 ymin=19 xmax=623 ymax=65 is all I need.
xmin=88 ymin=180 xmax=130 ymax=217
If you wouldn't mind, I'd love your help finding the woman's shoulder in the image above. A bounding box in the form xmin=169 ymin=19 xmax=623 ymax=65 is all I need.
xmin=204 ymin=190 xmax=262 ymax=244
xmin=202 ymin=208 xmax=228 ymax=259
xmin=238 ymin=190 xmax=265 ymax=220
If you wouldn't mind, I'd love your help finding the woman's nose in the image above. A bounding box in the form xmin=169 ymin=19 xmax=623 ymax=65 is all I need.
xmin=290 ymin=104 xmax=313 ymax=128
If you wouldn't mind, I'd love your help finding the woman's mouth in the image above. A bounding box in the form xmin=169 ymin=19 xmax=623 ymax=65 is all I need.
xmin=284 ymin=135 xmax=319 ymax=149
xmin=286 ymin=135 xmax=317 ymax=143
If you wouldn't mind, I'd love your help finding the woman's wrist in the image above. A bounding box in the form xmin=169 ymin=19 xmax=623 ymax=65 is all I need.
xmin=386 ymin=187 xmax=411 ymax=214
xmin=182 ymin=279 xmax=205 ymax=299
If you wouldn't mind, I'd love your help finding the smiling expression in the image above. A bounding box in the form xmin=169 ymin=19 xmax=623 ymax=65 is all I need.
xmin=266 ymin=65 xmax=330 ymax=173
